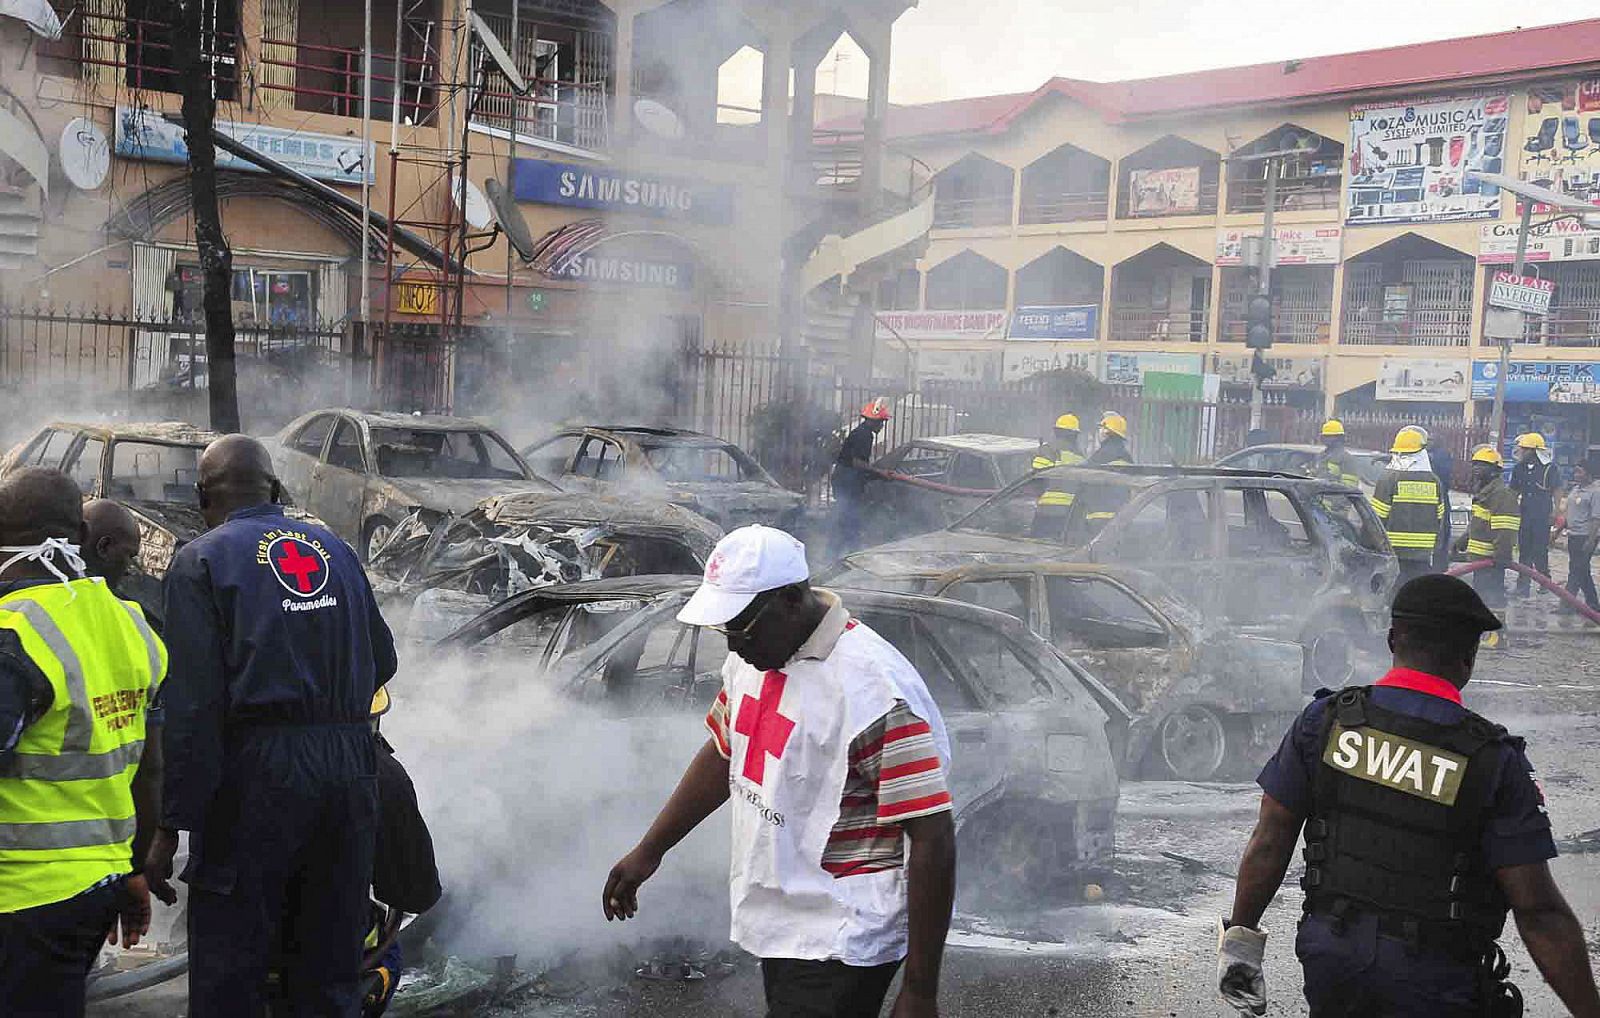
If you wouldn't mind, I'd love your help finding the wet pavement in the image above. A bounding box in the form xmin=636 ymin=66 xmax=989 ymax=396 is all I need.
xmin=92 ymin=586 xmax=1600 ymax=1018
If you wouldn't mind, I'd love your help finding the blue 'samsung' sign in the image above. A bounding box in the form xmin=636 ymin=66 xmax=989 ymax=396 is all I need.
xmin=1472 ymin=361 xmax=1600 ymax=403
xmin=513 ymin=159 xmax=735 ymax=224
xmin=1009 ymin=305 xmax=1099 ymax=341
xmin=547 ymin=253 xmax=695 ymax=290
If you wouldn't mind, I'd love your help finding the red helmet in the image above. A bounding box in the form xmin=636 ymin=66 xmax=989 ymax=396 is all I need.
xmin=860 ymin=399 xmax=891 ymax=421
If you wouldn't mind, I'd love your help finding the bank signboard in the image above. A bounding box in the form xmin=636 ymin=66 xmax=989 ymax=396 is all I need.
xmin=511 ymin=158 xmax=736 ymax=225
xmin=1346 ymin=93 xmax=1509 ymax=225
xmin=875 ymin=310 xmax=1008 ymax=341
xmin=1008 ymin=305 xmax=1098 ymax=341
xmin=115 ymin=105 xmax=375 ymax=186
xmin=1471 ymin=360 xmax=1600 ymax=403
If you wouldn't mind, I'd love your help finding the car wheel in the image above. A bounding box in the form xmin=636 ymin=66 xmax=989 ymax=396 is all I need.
xmin=1149 ymin=705 xmax=1229 ymax=782
xmin=1304 ymin=613 xmax=1363 ymax=689
xmin=363 ymin=516 xmax=396 ymax=562
xmin=957 ymin=801 xmax=1076 ymax=907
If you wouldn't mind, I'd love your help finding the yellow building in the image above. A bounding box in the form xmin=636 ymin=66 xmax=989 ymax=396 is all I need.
xmin=0 ymin=0 xmax=926 ymax=419
xmin=858 ymin=19 xmax=1600 ymax=471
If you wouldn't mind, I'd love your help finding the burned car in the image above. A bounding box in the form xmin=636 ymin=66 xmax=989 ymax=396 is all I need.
xmin=858 ymin=434 xmax=1040 ymax=542
xmin=429 ymin=576 xmax=1125 ymax=899
xmin=831 ymin=466 xmax=1398 ymax=691
xmin=892 ymin=562 xmax=1305 ymax=781
xmin=521 ymin=426 xmax=803 ymax=530
xmin=369 ymin=490 xmax=721 ymax=613
xmin=273 ymin=409 xmax=558 ymax=559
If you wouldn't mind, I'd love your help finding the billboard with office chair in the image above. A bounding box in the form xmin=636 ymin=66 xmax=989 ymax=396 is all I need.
xmin=1516 ymin=79 xmax=1600 ymax=214
xmin=1346 ymin=93 xmax=1509 ymax=225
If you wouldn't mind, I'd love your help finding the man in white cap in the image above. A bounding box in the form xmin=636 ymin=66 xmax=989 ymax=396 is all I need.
xmin=603 ymin=525 xmax=956 ymax=1018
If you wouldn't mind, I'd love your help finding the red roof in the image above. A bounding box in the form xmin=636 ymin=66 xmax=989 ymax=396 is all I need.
xmin=855 ymin=18 xmax=1600 ymax=138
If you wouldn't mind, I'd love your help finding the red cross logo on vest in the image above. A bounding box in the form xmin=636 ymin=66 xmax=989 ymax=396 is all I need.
xmin=734 ymin=670 xmax=795 ymax=785
xmin=266 ymin=535 xmax=331 ymax=598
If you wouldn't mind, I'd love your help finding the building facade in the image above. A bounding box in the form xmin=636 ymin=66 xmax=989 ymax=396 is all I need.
xmin=865 ymin=20 xmax=1600 ymax=473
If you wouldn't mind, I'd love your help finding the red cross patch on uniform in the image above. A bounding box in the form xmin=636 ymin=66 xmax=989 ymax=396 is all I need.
xmin=267 ymin=536 xmax=331 ymax=598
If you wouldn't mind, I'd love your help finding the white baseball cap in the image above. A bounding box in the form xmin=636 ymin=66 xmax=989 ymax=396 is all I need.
xmin=678 ymin=525 xmax=810 ymax=626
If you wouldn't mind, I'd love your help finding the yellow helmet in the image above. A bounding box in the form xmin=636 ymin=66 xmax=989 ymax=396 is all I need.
xmin=370 ymin=686 xmax=391 ymax=719
xmin=1100 ymin=412 xmax=1128 ymax=438
xmin=1054 ymin=413 xmax=1080 ymax=432
xmin=1390 ymin=429 xmax=1425 ymax=455
xmin=1321 ymin=419 xmax=1346 ymax=438
xmin=1516 ymin=432 xmax=1547 ymax=451
xmin=1470 ymin=444 xmax=1504 ymax=466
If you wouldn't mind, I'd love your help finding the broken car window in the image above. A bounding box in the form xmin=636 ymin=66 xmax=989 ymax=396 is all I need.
xmin=1110 ymin=490 xmax=1213 ymax=562
xmin=371 ymin=428 xmax=528 ymax=481
xmin=957 ymin=474 xmax=1128 ymax=546
xmin=1045 ymin=576 xmax=1168 ymax=650
xmin=926 ymin=618 xmax=1051 ymax=707
xmin=854 ymin=611 xmax=980 ymax=712
xmin=26 ymin=429 xmax=72 ymax=470
xmin=327 ymin=419 xmax=364 ymax=471
xmin=527 ymin=434 xmax=583 ymax=478
xmin=64 ymin=438 xmax=104 ymax=495
xmin=884 ymin=445 xmax=952 ymax=480
xmin=948 ymin=453 xmax=999 ymax=490
xmin=290 ymin=415 xmax=335 ymax=457
xmin=1310 ymin=493 xmax=1389 ymax=553
xmin=943 ymin=577 xmax=1030 ymax=621
xmin=641 ymin=444 xmax=746 ymax=483
xmin=110 ymin=442 xmax=201 ymax=503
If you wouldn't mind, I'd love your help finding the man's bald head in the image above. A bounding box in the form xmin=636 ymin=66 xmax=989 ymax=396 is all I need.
xmin=83 ymin=499 xmax=142 ymax=584
xmin=0 ymin=467 xmax=84 ymax=546
xmin=198 ymin=434 xmax=280 ymax=527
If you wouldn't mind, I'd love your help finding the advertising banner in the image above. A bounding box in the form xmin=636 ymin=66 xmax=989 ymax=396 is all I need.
xmin=1211 ymin=353 xmax=1325 ymax=391
xmin=1376 ymin=357 xmax=1471 ymax=402
xmin=545 ymin=253 xmax=695 ymax=289
xmin=1488 ymin=272 xmax=1555 ymax=315
xmin=1471 ymin=360 xmax=1600 ymax=403
xmin=1002 ymin=346 xmax=1098 ymax=382
xmin=914 ymin=347 xmax=1003 ymax=383
xmin=511 ymin=158 xmax=736 ymax=224
xmin=115 ymin=106 xmax=375 ymax=186
xmin=875 ymin=309 xmax=1008 ymax=340
xmin=1008 ymin=305 xmax=1099 ymax=341
xmin=1216 ymin=227 xmax=1342 ymax=266
xmin=1346 ymin=93 xmax=1509 ymax=225
xmin=1102 ymin=351 xmax=1204 ymax=386
xmin=1479 ymin=217 xmax=1600 ymax=264
xmin=1128 ymin=166 xmax=1200 ymax=216
xmin=1516 ymin=79 xmax=1600 ymax=213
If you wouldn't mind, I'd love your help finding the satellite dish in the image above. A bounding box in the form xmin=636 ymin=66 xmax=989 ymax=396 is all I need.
xmin=451 ymin=173 xmax=492 ymax=230
xmin=469 ymin=12 xmax=529 ymax=95
xmin=633 ymin=98 xmax=684 ymax=140
xmin=484 ymin=177 xmax=537 ymax=262
xmin=59 ymin=118 xmax=109 ymax=191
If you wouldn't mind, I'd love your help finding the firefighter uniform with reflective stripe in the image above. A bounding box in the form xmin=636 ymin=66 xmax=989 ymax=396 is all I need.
xmin=1464 ymin=477 xmax=1521 ymax=564
xmin=1033 ymin=447 xmax=1084 ymax=509
xmin=1317 ymin=448 xmax=1363 ymax=489
xmin=1257 ymin=669 xmax=1554 ymax=1017
xmin=0 ymin=578 xmax=164 ymax=911
xmin=1372 ymin=470 xmax=1445 ymax=581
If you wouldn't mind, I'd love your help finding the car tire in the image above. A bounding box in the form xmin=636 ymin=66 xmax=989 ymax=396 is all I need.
xmin=1146 ymin=704 xmax=1230 ymax=782
xmin=1303 ymin=611 xmax=1364 ymax=690
xmin=363 ymin=516 xmax=396 ymax=563
xmin=956 ymin=801 xmax=1077 ymax=908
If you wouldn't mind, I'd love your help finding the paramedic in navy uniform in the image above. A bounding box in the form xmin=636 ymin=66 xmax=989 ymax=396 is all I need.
xmin=1216 ymin=573 xmax=1600 ymax=1018
xmin=143 ymin=435 xmax=397 ymax=1018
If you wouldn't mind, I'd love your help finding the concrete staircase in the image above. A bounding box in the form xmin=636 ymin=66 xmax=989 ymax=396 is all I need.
xmin=0 ymin=190 xmax=41 ymax=270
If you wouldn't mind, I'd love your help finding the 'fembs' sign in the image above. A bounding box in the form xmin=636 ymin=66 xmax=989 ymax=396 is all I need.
xmin=512 ymin=159 xmax=735 ymax=225
xmin=115 ymin=106 xmax=374 ymax=186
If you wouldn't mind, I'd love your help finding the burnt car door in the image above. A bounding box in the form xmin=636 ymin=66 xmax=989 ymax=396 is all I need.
xmin=566 ymin=435 xmax=626 ymax=494
xmin=1039 ymin=573 xmax=1183 ymax=718
xmin=5 ymin=426 xmax=74 ymax=476
xmin=523 ymin=432 xmax=585 ymax=485
xmin=314 ymin=417 xmax=368 ymax=539
xmin=1216 ymin=483 xmax=1323 ymax=630
xmin=59 ymin=433 xmax=107 ymax=497
xmin=278 ymin=413 xmax=335 ymax=508
xmin=1086 ymin=484 xmax=1222 ymax=606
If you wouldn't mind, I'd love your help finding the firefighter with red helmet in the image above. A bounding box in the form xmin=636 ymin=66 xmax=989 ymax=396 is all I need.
xmin=831 ymin=399 xmax=891 ymax=553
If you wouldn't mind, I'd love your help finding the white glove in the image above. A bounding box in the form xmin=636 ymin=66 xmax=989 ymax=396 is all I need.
xmin=1216 ymin=916 xmax=1267 ymax=1016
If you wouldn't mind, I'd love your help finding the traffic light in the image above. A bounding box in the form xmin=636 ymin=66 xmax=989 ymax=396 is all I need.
xmin=1245 ymin=294 xmax=1273 ymax=350
xmin=1250 ymin=349 xmax=1277 ymax=382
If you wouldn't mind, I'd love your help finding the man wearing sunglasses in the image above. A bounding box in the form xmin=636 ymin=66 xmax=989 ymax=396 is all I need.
xmin=603 ymin=525 xmax=957 ymax=1018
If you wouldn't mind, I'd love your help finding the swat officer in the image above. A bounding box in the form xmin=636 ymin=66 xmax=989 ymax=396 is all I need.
xmin=1217 ymin=574 xmax=1600 ymax=1018
xmin=1315 ymin=419 xmax=1362 ymax=488
xmin=144 ymin=435 xmax=398 ymax=1017
xmin=1372 ymin=427 xmax=1445 ymax=585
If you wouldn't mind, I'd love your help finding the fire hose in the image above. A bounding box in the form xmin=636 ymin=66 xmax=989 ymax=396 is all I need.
xmin=866 ymin=469 xmax=1001 ymax=498
xmin=1445 ymin=559 xmax=1600 ymax=627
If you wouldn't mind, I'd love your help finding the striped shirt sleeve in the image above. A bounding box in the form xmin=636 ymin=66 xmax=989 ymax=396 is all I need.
xmin=705 ymin=688 xmax=732 ymax=759
xmin=853 ymin=700 xmax=952 ymax=823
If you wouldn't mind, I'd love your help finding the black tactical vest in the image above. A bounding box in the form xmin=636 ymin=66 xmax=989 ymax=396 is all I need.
xmin=1302 ymin=686 xmax=1511 ymax=952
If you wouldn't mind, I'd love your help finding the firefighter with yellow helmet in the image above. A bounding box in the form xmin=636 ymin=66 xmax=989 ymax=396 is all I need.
xmin=1372 ymin=428 xmax=1445 ymax=586
xmin=1455 ymin=444 xmax=1521 ymax=615
xmin=1315 ymin=419 xmax=1362 ymax=488
xmin=1029 ymin=414 xmax=1086 ymax=538
xmin=1087 ymin=412 xmax=1133 ymax=466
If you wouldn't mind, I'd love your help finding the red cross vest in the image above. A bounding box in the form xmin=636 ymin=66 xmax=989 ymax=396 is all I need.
xmin=721 ymin=616 xmax=950 ymax=966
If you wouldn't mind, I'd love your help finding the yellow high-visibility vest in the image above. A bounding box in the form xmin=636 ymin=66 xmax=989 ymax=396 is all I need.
xmin=0 ymin=579 xmax=165 ymax=912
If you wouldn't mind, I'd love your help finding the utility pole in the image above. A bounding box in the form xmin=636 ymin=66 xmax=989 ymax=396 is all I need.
xmin=1489 ymin=200 xmax=1534 ymax=449
xmin=174 ymin=0 xmax=240 ymax=433
xmin=1249 ymin=155 xmax=1279 ymax=432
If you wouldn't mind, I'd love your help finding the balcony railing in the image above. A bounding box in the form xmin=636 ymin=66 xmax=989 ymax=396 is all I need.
xmin=1220 ymin=312 xmax=1332 ymax=345
xmin=258 ymin=37 xmax=438 ymax=120
xmin=1521 ymin=309 xmax=1600 ymax=347
xmin=933 ymin=195 xmax=1013 ymax=229
xmin=1018 ymin=190 xmax=1110 ymax=224
xmin=1341 ymin=309 xmax=1473 ymax=346
xmin=471 ymin=77 xmax=610 ymax=155
xmin=1226 ymin=172 xmax=1342 ymax=214
xmin=78 ymin=11 xmax=239 ymax=97
xmin=1110 ymin=308 xmax=1210 ymax=343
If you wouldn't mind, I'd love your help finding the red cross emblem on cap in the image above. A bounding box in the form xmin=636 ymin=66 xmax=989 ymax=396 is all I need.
xmin=734 ymin=671 xmax=794 ymax=785
xmin=705 ymin=552 xmax=724 ymax=583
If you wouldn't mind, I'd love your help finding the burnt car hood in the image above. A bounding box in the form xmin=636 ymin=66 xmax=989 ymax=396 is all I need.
xmin=127 ymin=500 xmax=207 ymax=542
xmin=387 ymin=477 xmax=555 ymax=517
xmin=840 ymin=530 xmax=1054 ymax=580
xmin=660 ymin=481 xmax=803 ymax=517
